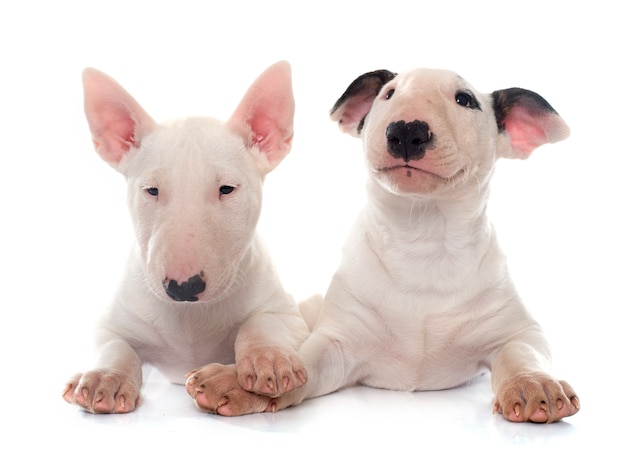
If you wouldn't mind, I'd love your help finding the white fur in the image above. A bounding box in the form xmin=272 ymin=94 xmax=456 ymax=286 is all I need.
xmin=63 ymin=62 xmax=310 ymax=414
xmin=188 ymin=68 xmax=579 ymax=423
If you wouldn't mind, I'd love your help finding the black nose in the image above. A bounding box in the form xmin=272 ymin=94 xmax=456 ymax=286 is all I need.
xmin=386 ymin=120 xmax=432 ymax=162
xmin=163 ymin=274 xmax=206 ymax=302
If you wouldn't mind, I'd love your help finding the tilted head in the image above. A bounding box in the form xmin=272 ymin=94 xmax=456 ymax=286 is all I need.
xmin=82 ymin=61 xmax=294 ymax=303
xmin=331 ymin=68 xmax=569 ymax=199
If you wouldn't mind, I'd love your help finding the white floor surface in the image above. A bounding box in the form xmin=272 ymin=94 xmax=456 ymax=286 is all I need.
xmin=6 ymin=362 xmax=618 ymax=465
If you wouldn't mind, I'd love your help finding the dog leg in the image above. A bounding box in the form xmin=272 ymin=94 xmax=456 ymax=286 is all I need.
xmin=186 ymin=310 xmax=313 ymax=415
xmin=186 ymin=327 xmax=350 ymax=415
xmin=235 ymin=347 xmax=308 ymax=397
xmin=491 ymin=332 xmax=580 ymax=423
xmin=233 ymin=312 xmax=310 ymax=397
xmin=62 ymin=338 xmax=142 ymax=414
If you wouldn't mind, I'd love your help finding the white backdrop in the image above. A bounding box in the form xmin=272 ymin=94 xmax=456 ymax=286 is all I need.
xmin=1 ymin=1 xmax=623 ymax=463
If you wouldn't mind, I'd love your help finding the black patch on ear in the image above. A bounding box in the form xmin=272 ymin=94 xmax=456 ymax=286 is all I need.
xmin=330 ymin=70 xmax=397 ymax=133
xmin=492 ymin=87 xmax=559 ymax=132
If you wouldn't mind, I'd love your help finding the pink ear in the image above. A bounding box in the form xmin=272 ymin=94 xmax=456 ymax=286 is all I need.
xmin=493 ymin=88 xmax=570 ymax=159
xmin=228 ymin=61 xmax=295 ymax=173
xmin=82 ymin=68 xmax=155 ymax=169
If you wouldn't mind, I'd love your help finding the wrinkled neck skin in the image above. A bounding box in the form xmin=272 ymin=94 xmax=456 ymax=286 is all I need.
xmin=360 ymin=167 xmax=501 ymax=296
xmin=366 ymin=172 xmax=492 ymax=243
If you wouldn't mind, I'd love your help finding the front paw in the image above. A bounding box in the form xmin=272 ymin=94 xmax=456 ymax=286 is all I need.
xmin=494 ymin=372 xmax=580 ymax=423
xmin=186 ymin=364 xmax=273 ymax=416
xmin=62 ymin=370 xmax=140 ymax=414
xmin=236 ymin=347 xmax=307 ymax=397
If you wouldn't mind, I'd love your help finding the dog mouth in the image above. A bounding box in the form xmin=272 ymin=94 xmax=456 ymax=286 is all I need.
xmin=376 ymin=164 xmax=448 ymax=180
xmin=374 ymin=164 xmax=468 ymax=190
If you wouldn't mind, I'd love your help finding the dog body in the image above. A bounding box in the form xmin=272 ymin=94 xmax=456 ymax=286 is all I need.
xmin=63 ymin=62 xmax=310 ymax=414
xmin=317 ymin=189 xmax=509 ymax=393
xmin=187 ymin=68 xmax=579 ymax=423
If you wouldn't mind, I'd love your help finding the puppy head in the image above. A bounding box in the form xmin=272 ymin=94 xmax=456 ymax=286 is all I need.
xmin=331 ymin=68 xmax=569 ymax=198
xmin=82 ymin=62 xmax=294 ymax=303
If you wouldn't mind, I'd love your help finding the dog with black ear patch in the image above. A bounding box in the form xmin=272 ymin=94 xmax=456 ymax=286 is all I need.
xmin=187 ymin=68 xmax=579 ymax=423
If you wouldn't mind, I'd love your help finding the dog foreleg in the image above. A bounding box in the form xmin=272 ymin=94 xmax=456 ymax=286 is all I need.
xmin=186 ymin=328 xmax=350 ymax=416
xmin=234 ymin=311 xmax=310 ymax=397
xmin=274 ymin=329 xmax=350 ymax=404
xmin=251 ymin=329 xmax=352 ymax=412
xmin=490 ymin=327 xmax=579 ymax=423
xmin=62 ymin=330 xmax=142 ymax=414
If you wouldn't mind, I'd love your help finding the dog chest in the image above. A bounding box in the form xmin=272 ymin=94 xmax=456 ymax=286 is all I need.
xmin=363 ymin=300 xmax=493 ymax=389
xmin=327 ymin=238 xmax=511 ymax=391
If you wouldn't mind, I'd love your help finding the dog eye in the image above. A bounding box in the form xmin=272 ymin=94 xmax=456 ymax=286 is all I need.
xmin=219 ymin=185 xmax=235 ymax=197
xmin=385 ymin=89 xmax=395 ymax=100
xmin=145 ymin=187 xmax=159 ymax=197
xmin=455 ymin=91 xmax=480 ymax=109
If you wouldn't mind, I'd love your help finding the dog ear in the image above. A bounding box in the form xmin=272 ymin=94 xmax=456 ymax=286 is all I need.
xmin=228 ymin=61 xmax=295 ymax=174
xmin=83 ymin=68 xmax=156 ymax=171
xmin=492 ymin=88 xmax=570 ymax=159
xmin=330 ymin=70 xmax=396 ymax=137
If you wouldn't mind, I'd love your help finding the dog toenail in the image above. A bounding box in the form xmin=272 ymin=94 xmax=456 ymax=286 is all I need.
xmin=492 ymin=401 xmax=501 ymax=414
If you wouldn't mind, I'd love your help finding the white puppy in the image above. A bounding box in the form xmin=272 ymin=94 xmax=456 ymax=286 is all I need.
xmin=62 ymin=62 xmax=310 ymax=414
xmin=186 ymin=68 xmax=580 ymax=423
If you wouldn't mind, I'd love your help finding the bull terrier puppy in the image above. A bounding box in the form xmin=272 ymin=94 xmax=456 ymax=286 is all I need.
xmin=63 ymin=62 xmax=310 ymax=414
xmin=187 ymin=68 xmax=579 ymax=423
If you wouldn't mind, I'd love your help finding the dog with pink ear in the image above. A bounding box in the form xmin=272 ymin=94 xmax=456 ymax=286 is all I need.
xmin=189 ymin=68 xmax=579 ymax=424
xmin=63 ymin=61 xmax=311 ymax=414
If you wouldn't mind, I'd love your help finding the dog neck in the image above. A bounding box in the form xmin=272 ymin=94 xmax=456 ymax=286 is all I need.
xmin=366 ymin=177 xmax=491 ymax=238
xmin=361 ymin=178 xmax=500 ymax=292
